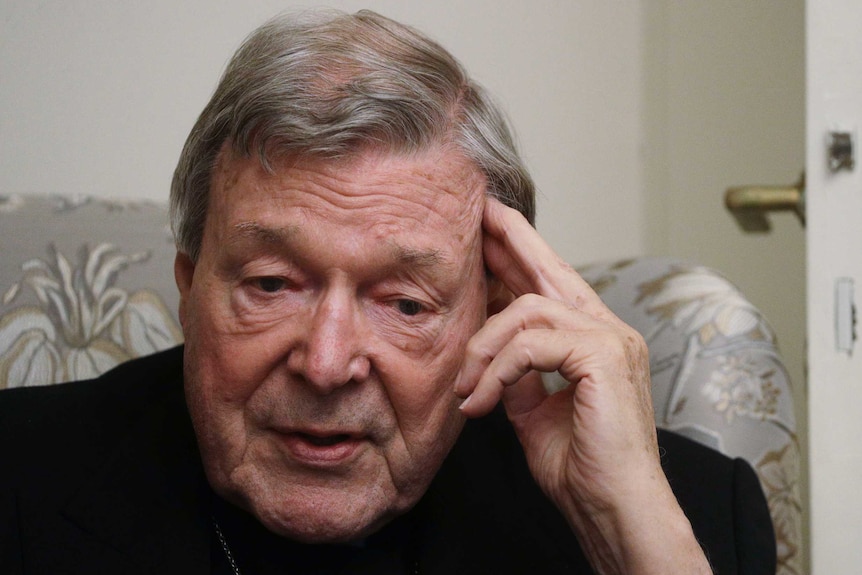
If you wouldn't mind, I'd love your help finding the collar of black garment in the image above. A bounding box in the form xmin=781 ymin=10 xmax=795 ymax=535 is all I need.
xmin=209 ymin=491 xmax=423 ymax=575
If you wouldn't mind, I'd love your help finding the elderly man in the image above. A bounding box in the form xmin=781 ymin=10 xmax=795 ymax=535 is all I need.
xmin=0 ymin=10 xmax=774 ymax=575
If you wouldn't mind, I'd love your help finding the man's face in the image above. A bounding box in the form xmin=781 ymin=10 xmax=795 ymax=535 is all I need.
xmin=176 ymin=146 xmax=488 ymax=542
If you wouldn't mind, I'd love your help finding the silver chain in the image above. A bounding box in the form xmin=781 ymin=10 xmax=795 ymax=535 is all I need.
xmin=213 ymin=517 xmax=242 ymax=575
xmin=212 ymin=516 xmax=420 ymax=575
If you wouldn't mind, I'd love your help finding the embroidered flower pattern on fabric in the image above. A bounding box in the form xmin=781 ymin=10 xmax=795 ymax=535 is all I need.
xmin=758 ymin=443 xmax=803 ymax=575
xmin=619 ymin=262 xmax=800 ymax=575
xmin=0 ymin=243 xmax=182 ymax=388
xmin=702 ymin=354 xmax=780 ymax=423
xmin=637 ymin=266 xmax=775 ymax=345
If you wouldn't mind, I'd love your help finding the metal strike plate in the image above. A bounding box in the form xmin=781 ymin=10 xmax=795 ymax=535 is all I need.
xmin=836 ymin=278 xmax=857 ymax=355
xmin=828 ymin=131 xmax=854 ymax=172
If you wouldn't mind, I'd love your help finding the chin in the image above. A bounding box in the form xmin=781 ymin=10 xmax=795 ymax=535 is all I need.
xmin=249 ymin=490 xmax=404 ymax=544
xmin=215 ymin=469 xmax=416 ymax=544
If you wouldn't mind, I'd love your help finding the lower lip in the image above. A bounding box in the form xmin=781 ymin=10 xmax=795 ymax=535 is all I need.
xmin=279 ymin=434 xmax=365 ymax=465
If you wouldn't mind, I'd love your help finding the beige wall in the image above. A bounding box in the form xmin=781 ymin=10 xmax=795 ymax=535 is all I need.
xmin=0 ymin=1 xmax=645 ymax=267
xmin=644 ymin=4 xmax=806 ymax=397
xmin=644 ymin=1 xmax=807 ymax=569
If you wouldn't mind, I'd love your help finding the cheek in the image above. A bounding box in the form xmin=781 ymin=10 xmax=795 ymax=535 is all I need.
xmin=384 ymin=309 xmax=482 ymax=439
xmin=183 ymin=286 xmax=280 ymax=405
xmin=388 ymin=360 xmax=458 ymax=421
xmin=384 ymin=363 xmax=465 ymax=490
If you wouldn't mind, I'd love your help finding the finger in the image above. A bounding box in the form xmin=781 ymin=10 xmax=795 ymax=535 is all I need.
xmin=458 ymin=327 xmax=583 ymax=418
xmin=461 ymin=324 xmax=653 ymax=429
xmin=454 ymin=294 xmax=591 ymax=399
xmin=483 ymin=198 xmax=615 ymax=321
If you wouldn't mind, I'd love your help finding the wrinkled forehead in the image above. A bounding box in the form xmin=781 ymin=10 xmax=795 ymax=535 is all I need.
xmin=210 ymin=143 xmax=488 ymax=241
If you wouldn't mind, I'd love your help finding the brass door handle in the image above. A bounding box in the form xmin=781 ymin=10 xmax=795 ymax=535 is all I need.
xmin=724 ymin=173 xmax=805 ymax=232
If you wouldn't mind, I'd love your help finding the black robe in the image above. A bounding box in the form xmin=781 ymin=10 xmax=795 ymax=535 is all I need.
xmin=0 ymin=346 xmax=775 ymax=574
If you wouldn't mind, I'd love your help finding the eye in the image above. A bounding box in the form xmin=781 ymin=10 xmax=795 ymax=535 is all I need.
xmin=256 ymin=277 xmax=286 ymax=293
xmin=396 ymin=299 xmax=425 ymax=316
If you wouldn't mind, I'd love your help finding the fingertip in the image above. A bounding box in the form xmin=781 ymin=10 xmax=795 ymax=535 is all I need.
xmin=458 ymin=394 xmax=473 ymax=412
xmin=481 ymin=195 xmax=507 ymax=228
xmin=484 ymin=195 xmax=504 ymax=210
xmin=483 ymin=194 xmax=525 ymax=221
xmin=458 ymin=393 xmax=490 ymax=419
xmin=457 ymin=380 xmax=502 ymax=418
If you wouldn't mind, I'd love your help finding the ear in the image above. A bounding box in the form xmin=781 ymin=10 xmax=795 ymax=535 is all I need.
xmin=174 ymin=252 xmax=196 ymax=329
xmin=485 ymin=276 xmax=513 ymax=318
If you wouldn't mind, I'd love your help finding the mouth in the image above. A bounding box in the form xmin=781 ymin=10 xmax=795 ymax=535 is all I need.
xmin=295 ymin=432 xmax=353 ymax=447
xmin=277 ymin=429 xmax=367 ymax=466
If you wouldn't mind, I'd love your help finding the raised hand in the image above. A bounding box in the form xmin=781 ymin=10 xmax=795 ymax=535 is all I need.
xmin=454 ymin=198 xmax=710 ymax=575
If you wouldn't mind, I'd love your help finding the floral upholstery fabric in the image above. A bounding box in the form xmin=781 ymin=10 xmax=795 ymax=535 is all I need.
xmin=0 ymin=195 xmax=799 ymax=573
xmin=0 ymin=195 xmax=182 ymax=387
xmin=578 ymin=257 xmax=801 ymax=575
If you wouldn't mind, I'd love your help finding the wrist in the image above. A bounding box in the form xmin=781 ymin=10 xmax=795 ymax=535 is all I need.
xmin=554 ymin=470 xmax=712 ymax=575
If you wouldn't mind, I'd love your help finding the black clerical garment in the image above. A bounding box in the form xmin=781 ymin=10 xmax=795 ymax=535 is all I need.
xmin=0 ymin=346 xmax=775 ymax=574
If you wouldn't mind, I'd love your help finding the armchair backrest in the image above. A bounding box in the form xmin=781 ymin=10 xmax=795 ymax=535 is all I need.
xmin=579 ymin=257 xmax=801 ymax=575
xmin=0 ymin=194 xmax=182 ymax=387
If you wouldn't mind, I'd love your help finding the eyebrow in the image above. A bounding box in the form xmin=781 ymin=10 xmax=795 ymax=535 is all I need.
xmin=229 ymin=221 xmax=449 ymax=270
xmin=393 ymin=245 xmax=444 ymax=268
xmin=230 ymin=221 xmax=299 ymax=246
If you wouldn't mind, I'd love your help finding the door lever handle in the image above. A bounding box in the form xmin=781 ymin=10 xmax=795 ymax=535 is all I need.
xmin=724 ymin=173 xmax=805 ymax=232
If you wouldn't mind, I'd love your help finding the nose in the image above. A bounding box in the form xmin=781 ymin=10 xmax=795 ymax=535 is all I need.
xmin=287 ymin=289 xmax=370 ymax=393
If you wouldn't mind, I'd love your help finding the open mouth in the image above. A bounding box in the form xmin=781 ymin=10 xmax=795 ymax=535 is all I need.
xmin=296 ymin=432 xmax=352 ymax=447
xmin=280 ymin=430 xmax=364 ymax=465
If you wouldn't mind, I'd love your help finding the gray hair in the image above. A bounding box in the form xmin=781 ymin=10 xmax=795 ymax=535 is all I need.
xmin=170 ymin=9 xmax=535 ymax=261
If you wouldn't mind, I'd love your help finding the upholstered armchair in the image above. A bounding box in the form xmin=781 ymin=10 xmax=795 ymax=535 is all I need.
xmin=0 ymin=195 xmax=181 ymax=385
xmin=577 ymin=258 xmax=801 ymax=575
xmin=0 ymin=194 xmax=801 ymax=574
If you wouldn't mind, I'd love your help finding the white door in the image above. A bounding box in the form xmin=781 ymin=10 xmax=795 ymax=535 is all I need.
xmin=806 ymin=0 xmax=862 ymax=572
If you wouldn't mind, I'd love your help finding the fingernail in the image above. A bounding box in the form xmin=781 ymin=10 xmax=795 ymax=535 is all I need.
xmin=458 ymin=394 xmax=472 ymax=411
